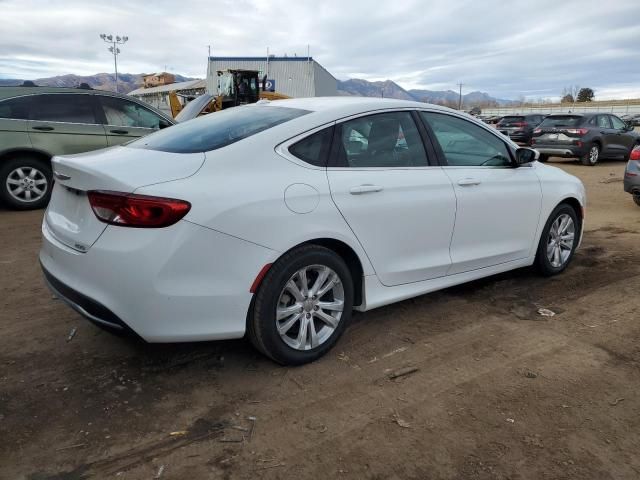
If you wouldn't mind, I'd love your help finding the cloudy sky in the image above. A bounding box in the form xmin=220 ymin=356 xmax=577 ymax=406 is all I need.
xmin=1 ymin=0 xmax=639 ymax=100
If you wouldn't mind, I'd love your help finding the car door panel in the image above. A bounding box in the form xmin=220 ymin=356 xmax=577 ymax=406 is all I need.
xmin=326 ymin=111 xmax=457 ymax=287
xmin=420 ymin=111 xmax=543 ymax=275
xmin=28 ymin=94 xmax=107 ymax=155
xmin=442 ymin=166 xmax=542 ymax=274
xmin=97 ymin=95 xmax=164 ymax=146
xmin=609 ymin=115 xmax=635 ymax=155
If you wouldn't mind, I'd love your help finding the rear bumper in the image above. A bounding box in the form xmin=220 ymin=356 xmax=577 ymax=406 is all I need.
xmin=624 ymin=175 xmax=640 ymax=193
xmin=532 ymin=145 xmax=587 ymax=158
xmin=39 ymin=218 xmax=277 ymax=342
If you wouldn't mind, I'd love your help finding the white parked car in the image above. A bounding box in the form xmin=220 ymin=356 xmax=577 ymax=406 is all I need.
xmin=40 ymin=98 xmax=586 ymax=365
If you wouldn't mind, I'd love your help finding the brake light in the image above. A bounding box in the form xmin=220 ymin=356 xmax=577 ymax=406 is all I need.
xmin=87 ymin=191 xmax=191 ymax=228
xmin=566 ymin=128 xmax=588 ymax=136
xmin=630 ymin=147 xmax=640 ymax=161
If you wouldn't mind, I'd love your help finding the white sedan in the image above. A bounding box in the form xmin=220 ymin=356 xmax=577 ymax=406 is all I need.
xmin=40 ymin=98 xmax=585 ymax=365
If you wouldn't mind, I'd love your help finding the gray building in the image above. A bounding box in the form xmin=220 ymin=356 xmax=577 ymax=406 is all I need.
xmin=206 ymin=56 xmax=337 ymax=98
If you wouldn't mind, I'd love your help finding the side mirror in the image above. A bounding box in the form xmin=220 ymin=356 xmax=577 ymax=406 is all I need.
xmin=515 ymin=147 xmax=539 ymax=166
xmin=625 ymin=123 xmax=635 ymax=132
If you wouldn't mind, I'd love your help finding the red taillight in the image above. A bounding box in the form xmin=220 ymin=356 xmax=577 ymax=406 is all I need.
xmin=630 ymin=147 xmax=640 ymax=161
xmin=87 ymin=191 xmax=191 ymax=228
xmin=533 ymin=128 xmax=542 ymax=134
xmin=566 ymin=128 xmax=588 ymax=136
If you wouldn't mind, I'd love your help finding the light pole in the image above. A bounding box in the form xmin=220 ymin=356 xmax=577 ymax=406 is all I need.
xmin=99 ymin=34 xmax=128 ymax=93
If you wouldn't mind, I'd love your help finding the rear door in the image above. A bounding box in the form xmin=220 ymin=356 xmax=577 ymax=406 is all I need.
xmin=0 ymin=95 xmax=32 ymax=151
xmin=326 ymin=110 xmax=457 ymax=286
xmin=97 ymin=95 xmax=170 ymax=146
xmin=28 ymin=93 xmax=107 ymax=155
xmin=420 ymin=111 xmax=542 ymax=275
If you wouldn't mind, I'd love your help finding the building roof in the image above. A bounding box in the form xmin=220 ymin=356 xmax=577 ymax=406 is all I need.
xmin=209 ymin=56 xmax=316 ymax=62
xmin=129 ymin=79 xmax=205 ymax=96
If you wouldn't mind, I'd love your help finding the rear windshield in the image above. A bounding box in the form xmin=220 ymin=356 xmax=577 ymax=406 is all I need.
xmin=499 ymin=116 xmax=524 ymax=122
xmin=539 ymin=116 xmax=583 ymax=128
xmin=129 ymin=105 xmax=310 ymax=153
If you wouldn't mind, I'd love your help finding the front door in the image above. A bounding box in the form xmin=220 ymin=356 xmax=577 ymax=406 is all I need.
xmin=28 ymin=94 xmax=107 ymax=155
xmin=97 ymin=95 xmax=167 ymax=146
xmin=326 ymin=111 xmax=457 ymax=286
xmin=420 ymin=111 xmax=542 ymax=275
xmin=609 ymin=115 xmax=636 ymax=157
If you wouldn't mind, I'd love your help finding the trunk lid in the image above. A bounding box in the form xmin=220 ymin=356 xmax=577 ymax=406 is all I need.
xmin=45 ymin=146 xmax=205 ymax=252
xmin=533 ymin=116 xmax=585 ymax=144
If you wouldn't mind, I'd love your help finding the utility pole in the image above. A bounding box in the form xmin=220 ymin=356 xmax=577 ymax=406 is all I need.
xmin=457 ymin=82 xmax=464 ymax=110
xmin=100 ymin=34 xmax=128 ymax=93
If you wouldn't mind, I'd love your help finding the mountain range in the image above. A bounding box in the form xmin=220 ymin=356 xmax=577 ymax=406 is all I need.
xmin=0 ymin=73 xmax=513 ymax=107
xmin=0 ymin=73 xmax=195 ymax=93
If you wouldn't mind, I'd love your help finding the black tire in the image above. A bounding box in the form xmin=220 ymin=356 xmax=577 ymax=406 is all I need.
xmin=538 ymin=154 xmax=549 ymax=163
xmin=580 ymin=143 xmax=600 ymax=166
xmin=248 ymin=244 xmax=354 ymax=365
xmin=535 ymin=203 xmax=580 ymax=276
xmin=0 ymin=157 xmax=52 ymax=210
xmin=633 ymin=192 xmax=640 ymax=207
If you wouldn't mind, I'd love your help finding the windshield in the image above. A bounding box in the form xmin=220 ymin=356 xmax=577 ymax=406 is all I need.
xmin=129 ymin=105 xmax=309 ymax=153
xmin=539 ymin=116 xmax=582 ymax=128
xmin=175 ymin=94 xmax=214 ymax=123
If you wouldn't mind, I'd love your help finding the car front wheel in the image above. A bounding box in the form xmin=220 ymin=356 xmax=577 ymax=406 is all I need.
xmin=535 ymin=204 xmax=580 ymax=276
xmin=0 ymin=157 xmax=52 ymax=210
xmin=248 ymin=245 xmax=354 ymax=365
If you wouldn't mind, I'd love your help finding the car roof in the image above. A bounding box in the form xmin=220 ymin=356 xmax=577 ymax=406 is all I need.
xmin=267 ymin=96 xmax=456 ymax=118
xmin=0 ymin=86 xmax=132 ymax=101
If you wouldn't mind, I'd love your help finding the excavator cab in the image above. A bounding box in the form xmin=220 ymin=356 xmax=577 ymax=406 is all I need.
xmin=216 ymin=69 xmax=260 ymax=109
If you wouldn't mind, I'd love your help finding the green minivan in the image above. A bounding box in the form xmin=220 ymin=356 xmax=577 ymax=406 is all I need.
xmin=0 ymin=86 xmax=175 ymax=210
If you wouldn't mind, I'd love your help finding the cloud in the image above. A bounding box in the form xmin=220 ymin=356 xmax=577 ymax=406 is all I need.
xmin=1 ymin=0 xmax=639 ymax=99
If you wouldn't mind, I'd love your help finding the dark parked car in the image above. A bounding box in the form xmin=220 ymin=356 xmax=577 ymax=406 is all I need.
xmin=0 ymin=86 xmax=174 ymax=209
xmin=624 ymin=145 xmax=640 ymax=206
xmin=496 ymin=114 xmax=545 ymax=145
xmin=532 ymin=113 xmax=639 ymax=165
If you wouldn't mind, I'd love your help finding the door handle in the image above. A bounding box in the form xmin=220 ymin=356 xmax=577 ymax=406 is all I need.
xmin=457 ymin=178 xmax=481 ymax=186
xmin=32 ymin=126 xmax=54 ymax=131
xmin=349 ymin=184 xmax=384 ymax=195
xmin=110 ymin=129 xmax=129 ymax=135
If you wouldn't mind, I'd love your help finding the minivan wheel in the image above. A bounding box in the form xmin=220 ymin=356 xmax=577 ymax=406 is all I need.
xmin=535 ymin=204 xmax=580 ymax=276
xmin=581 ymin=144 xmax=600 ymax=166
xmin=0 ymin=157 xmax=52 ymax=210
xmin=248 ymin=245 xmax=354 ymax=365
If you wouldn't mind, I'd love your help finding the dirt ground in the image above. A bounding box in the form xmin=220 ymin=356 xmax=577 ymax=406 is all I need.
xmin=1 ymin=158 xmax=639 ymax=480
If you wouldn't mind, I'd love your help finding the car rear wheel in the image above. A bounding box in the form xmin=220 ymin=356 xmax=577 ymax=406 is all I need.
xmin=538 ymin=154 xmax=549 ymax=163
xmin=535 ymin=204 xmax=580 ymax=276
xmin=0 ymin=157 xmax=52 ymax=210
xmin=248 ymin=245 xmax=354 ymax=365
xmin=581 ymin=144 xmax=600 ymax=166
xmin=633 ymin=192 xmax=640 ymax=207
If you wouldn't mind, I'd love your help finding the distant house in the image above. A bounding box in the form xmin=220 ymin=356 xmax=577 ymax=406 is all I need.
xmin=142 ymin=72 xmax=176 ymax=88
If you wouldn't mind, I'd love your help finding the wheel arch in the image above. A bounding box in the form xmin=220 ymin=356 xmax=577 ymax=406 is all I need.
xmin=0 ymin=148 xmax=52 ymax=167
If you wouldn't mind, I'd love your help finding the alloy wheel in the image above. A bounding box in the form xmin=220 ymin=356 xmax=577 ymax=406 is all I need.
xmin=276 ymin=264 xmax=344 ymax=351
xmin=546 ymin=213 xmax=576 ymax=268
xmin=6 ymin=166 xmax=48 ymax=203
xmin=589 ymin=146 xmax=599 ymax=164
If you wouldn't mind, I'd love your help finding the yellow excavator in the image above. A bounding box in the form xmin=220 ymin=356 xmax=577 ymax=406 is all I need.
xmin=169 ymin=69 xmax=289 ymax=121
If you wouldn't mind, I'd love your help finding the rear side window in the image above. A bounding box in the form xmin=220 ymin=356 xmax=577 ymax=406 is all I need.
xmin=99 ymin=96 xmax=165 ymax=129
xmin=0 ymin=96 xmax=31 ymax=120
xmin=289 ymin=127 xmax=333 ymax=167
xmin=31 ymin=94 xmax=97 ymax=124
xmin=539 ymin=116 xmax=582 ymax=128
xmin=130 ymin=106 xmax=309 ymax=153
xmin=332 ymin=111 xmax=428 ymax=168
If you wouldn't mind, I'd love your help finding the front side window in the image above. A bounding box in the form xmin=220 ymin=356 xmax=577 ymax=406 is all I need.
xmin=0 ymin=96 xmax=31 ymax=120
xmin=100 ymin=96 xmax=165 ymax=129
xmin=333 ymin=111 xmax=428 ymax=168
xmin=421 ymin=112 xmax=512 ymax=167
xmin=130 ymin=105 xmax=309 ymax=153
xmin=31 ymin=94 xmax=97 ymax=124
xmin=610 ymin=115 xmax=626 ymax=130
xmin=289 ymin=127 xmax=333 ymax=167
